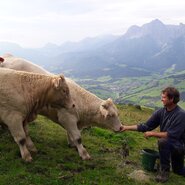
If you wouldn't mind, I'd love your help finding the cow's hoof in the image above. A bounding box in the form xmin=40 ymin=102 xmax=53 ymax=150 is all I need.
xmin=28 ymin=146 xmax=38 ymax=154
xmin=23 ymin=155 xmax=33 ymax=162
xmin=82 ymin=156 xmax=91 ymax=160
xmin=81 ymin=153 xmax=91 ymax=160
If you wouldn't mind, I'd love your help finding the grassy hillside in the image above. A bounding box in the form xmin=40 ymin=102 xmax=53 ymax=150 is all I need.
xmin=0 ymin=105 xmax=185 ymax=185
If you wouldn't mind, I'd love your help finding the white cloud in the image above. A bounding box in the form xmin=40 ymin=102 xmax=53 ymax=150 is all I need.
xmin=0 ymin=0 xmax=185 ymax=47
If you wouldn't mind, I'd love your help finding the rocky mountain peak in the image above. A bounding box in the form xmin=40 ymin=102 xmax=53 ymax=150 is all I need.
xmin=123 ymin=19 xmax=185 ymax=44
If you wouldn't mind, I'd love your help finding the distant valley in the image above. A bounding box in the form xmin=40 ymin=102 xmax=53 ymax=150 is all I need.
xmin=1 ymin=19 xmax=185 ymax=108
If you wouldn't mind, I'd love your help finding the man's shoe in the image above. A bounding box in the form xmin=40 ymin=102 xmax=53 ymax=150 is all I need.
xmin=155 ymin=171 xmax=169 ymax=183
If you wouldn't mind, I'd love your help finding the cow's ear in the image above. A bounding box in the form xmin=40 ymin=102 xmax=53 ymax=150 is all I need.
xmin=53 ymin=75 xmax=65 ymax=89
xmin=101 ymin=100 xmax=109 ymax=109
xmin=59 ymin=74 xmax=65 ymax=81
xmin=52 ymin=77 xmax=61 ymax=89
xmin=101 ymin=98 xmax=113 ymax=109
xmin=107 ymin=98 xmax=113 ymax=103
xmin=101 ymin=103 xmax=108 ymax=109
xmin=100 ymin=101 xmax=109 ymax=118
xmin=0 ymin=57 xmax=4 ymax=62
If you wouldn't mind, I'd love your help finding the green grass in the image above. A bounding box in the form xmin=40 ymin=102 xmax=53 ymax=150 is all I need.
xmin=0 ymin=105 xmax=185 ymax=184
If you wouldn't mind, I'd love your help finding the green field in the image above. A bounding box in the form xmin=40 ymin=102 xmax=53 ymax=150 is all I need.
xmin=0 ymin=105 xmax=185 ymax=185
xmin=77 ymin=71 xmax=185 ymax=109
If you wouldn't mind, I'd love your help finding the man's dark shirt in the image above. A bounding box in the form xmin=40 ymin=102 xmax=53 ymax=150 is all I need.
xmin=137 ymin=105 xmax=185 ymax=144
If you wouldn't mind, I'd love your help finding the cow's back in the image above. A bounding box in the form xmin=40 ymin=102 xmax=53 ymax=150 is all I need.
xmin=1 ymin=54 xmax=102 ymax=118
xmin=2 ymin=54 xmax=50 ymax=75
xmin=65 ymin=78 xmax=102 ymax=115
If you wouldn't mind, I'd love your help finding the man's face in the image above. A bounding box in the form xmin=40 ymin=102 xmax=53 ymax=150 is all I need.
xmin=161 ymin=92 xmax=173 ymax=107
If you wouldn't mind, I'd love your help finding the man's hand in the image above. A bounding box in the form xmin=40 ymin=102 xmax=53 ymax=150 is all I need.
xmin=144 ymin=131 xmax=154 ymax=138
xmin=120 ymin=125 xmax=138 ymax=132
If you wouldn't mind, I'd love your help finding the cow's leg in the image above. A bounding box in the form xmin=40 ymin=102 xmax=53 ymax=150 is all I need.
xmin=67 ymin=132 xmax=76 ymax=147
xmin=23 ymin=123 xmax=37 ymax=153
xmin=4 ymin=114 xmax=32 ymax=162
xmin=58 ymin=112 xmax=91 ymax=160
xmin=67 ymin=129 xmax=91 ymax=160
xmin=64 ymin=123 xmax=90 ymax=160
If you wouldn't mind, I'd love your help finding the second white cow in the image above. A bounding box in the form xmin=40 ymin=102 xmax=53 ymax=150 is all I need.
xmin=1 ymin=54 xmax=123 ymax=160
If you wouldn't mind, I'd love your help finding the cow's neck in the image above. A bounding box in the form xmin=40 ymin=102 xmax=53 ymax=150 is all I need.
xmin=22 ymin=75 xmax=52 ymax=115
xmin=77 ymin=100 xmax=103 ymax=128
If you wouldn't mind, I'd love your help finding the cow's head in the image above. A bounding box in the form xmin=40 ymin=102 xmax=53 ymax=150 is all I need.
xmin=49 ymin=75 xmax=75 ymax=109
xmin=98 ymin=98 xmax=123 ymax=132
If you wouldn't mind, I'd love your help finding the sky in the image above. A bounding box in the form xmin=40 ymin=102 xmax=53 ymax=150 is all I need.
xmin=0 ymin=0 xmax=185 ymax=48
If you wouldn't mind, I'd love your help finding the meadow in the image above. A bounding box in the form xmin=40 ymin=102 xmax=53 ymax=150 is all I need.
xmin=0 ymin=104 xmax=185 ymax=185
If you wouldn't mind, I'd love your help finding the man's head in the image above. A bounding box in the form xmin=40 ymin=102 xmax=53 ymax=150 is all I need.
xmin=161 ymin=87 xmax=180 ymax=107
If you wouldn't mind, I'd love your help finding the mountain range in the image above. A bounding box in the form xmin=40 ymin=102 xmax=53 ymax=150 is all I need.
xmin=1 ymin=19 xmax=185 ymax=79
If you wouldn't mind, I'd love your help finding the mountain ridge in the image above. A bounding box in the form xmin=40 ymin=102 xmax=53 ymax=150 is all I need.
xmin=1 ymin=19 xmax=185 ymax=78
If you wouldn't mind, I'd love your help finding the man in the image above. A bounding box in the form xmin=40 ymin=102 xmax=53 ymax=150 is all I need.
xmin=122 ymin=87 xmax=185 ymax=183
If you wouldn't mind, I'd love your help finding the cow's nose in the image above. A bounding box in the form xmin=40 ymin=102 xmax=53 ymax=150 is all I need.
xmin=72 ymin=104 xmax=75 ymax=108
xmin=119 ymin=126 xmax=124 ymax=131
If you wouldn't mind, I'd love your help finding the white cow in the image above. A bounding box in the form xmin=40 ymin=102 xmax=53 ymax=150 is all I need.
xmin=1 ymin=54 xmax=123 ymax=160
xmin=0 ymin=67 xmax=73 ymax=162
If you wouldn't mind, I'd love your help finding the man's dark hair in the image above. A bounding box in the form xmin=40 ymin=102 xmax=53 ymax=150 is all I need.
xmin=162 ymin=87 xmax=180 ymax=104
